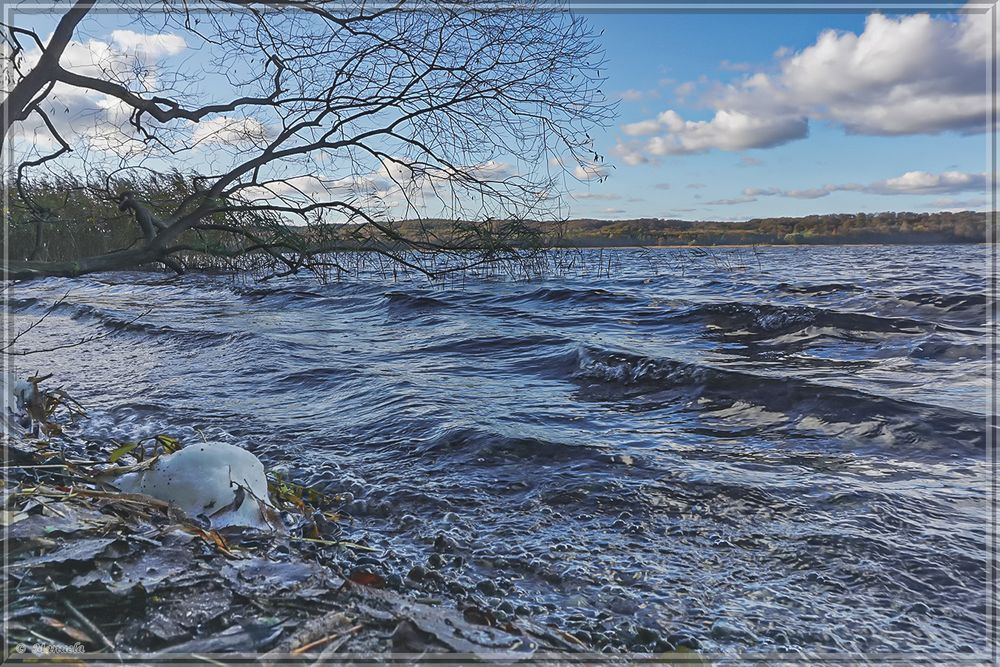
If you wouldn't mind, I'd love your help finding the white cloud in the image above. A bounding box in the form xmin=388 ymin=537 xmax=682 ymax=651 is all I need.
xmin=743 ymin=170 xmax=987 ymax=200
xmin=617 ymin=9 xmax=990 ymax=160
xmin=7 ymin=30 xmax=188 ymax=159
xmin=574 ymin=161 xmax=610 ymax=182
xmin=642 ymin=110 xmax=808 ymax=155
xmin=871 ymin=170 xmax=987 ymax=194
xmin=621 ymin=118 xmax=663 ymax=137
xmin=111 ymin=30 xmax=186 ymax=59
xmin=610 ymin=142 xmax=652 ymax=166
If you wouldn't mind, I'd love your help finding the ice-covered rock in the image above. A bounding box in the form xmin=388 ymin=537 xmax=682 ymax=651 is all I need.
xmin=115 ymin=442 xmax=280 ymax=531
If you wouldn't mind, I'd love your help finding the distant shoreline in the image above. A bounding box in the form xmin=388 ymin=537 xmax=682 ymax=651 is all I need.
xmin=551 ymin=240 xmax=989 ymax=250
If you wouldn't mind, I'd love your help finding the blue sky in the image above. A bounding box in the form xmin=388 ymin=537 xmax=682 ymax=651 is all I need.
xmin=8 ymin=2 xmax=993 ymax=222
xmin=566 ymin=6 xmax=991 ymax=219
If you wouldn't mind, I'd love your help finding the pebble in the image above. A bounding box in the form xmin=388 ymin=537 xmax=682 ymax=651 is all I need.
xmin=476 ymin=579 xmax=498 ymax=595
xmin=433 ymin=533 xmax=457 ymax=552
xmin=710 ymin=619 xmax=756 ymax=642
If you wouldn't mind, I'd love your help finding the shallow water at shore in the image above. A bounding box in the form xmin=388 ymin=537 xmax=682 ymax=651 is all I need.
xmin=7 ymin=244 xmax=991 ymax=656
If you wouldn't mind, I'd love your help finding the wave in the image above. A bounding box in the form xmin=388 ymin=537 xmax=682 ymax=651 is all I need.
xmin=572 ymin=347 xmax=986 ymax=455
xmin=677 ymin=302 xmax=940 ymax=340
xmin=383 ymin=291 xmax=451 ymax=311
xmin=501 ymin=286 xmax=640 ymax=306
xmin=9 ymin=297 xmax=244 ymax=346
xmin=778 ymin=282 xmax=863 ymax=296
xmin=898 ymin=291 xmax=987 ymax=314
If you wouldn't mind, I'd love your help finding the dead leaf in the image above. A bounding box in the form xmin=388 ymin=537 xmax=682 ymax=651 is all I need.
xmin=348 ymin=571 xmax=385 ymax=588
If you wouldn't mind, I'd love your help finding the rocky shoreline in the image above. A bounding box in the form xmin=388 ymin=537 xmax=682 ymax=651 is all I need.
xmin=4 ymin=385 xmax=709 ymax=664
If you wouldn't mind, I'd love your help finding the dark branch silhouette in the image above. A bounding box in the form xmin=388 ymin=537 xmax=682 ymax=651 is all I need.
xmin=3 ymin=0 xmax=613 ymax=280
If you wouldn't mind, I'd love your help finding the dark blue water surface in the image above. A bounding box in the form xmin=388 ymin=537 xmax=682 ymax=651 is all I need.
xmin=7 ymin=244 xmax=992 ymax=656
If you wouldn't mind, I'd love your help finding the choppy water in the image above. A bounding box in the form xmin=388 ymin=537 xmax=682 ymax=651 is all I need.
xmin=6 ymin=244 xmax=992 ymax=657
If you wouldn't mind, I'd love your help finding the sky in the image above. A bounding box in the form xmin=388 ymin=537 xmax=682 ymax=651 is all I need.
xmin=6 ymin=1 xmax=995 ymax=222
xmin=567 ymin=5 xmax=993 ymax=220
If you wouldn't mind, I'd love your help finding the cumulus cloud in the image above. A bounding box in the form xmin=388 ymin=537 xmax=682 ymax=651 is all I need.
xmin=111 ymin=30 xmax=187 ymax=58
xmin=617 ymin=9 xmax=990 ymax=159
xmin=744 ymin=170 xmax=987 ymax=200
xmin=646 ymin=110 xmax=808 ymax=155
xmin=7 ymin=30 xmax=188 ymax=159
xmin=574 ymin=161 xmax=610 ymax=182
xmin=869 ymin=170 xmax=987 ymax=194
xmin=610 ymin=142 xmax=653 ymax=166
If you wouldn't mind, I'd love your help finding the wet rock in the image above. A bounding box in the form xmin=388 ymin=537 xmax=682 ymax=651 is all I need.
xmin=433 ymin=533 xmax=457 ymax=552
xmin=476 ymin=579 xmax=498 ymax=596
xmin=355 ymin=556 xmax=384 ymax=570
xmin=407 ymin=565 xmax=426 ymax=581
xmin=632 ymin=625 xmax=659 ymax=645
xmin=668 ymin=631 xmax=701 ymax=650
xmin=906 ymin=602 xmax=930 ymax=615
xmin=347 ymin=500 xmax=369 ymax=515
xmin=710 ymin=619 xmax=757 ymax=642
xmin=427 ymin=553 xmax=444 ymax=569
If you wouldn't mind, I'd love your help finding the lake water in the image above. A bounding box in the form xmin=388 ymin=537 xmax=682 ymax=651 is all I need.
xmin=7 ymin=244 xmax=992 ymax=657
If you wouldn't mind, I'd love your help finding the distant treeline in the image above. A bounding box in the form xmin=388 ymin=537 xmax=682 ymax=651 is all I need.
xmin=6 ymin=173 xmax=990 ymax=267
xmin=545 ymin=211 xmax=989 ymax=247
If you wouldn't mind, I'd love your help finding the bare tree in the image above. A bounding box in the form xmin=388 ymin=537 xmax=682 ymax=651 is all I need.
xmin=1 ymin=0 xmax=612 ymax=280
